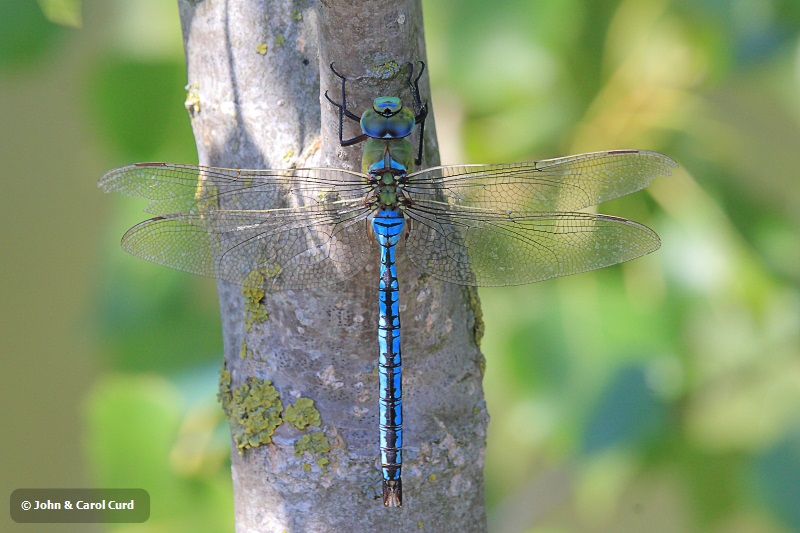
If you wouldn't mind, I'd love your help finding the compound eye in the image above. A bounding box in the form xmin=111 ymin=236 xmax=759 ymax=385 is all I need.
xmin=386 ymin=116 xmax=414 ymax=137
xmin=373 ymin=96 xmax=402 ymax=116
xmin=360 ymin=110 xmax=385 ymax=137
xmin=385 ymin=108 xmax=415 ymax=138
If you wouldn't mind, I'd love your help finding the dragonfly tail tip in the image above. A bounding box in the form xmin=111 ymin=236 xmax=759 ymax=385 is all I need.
xmin=382 ymin=479 xmax=402 ymax=507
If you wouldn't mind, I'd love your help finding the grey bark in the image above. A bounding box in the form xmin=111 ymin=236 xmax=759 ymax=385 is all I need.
xmin=177 ymin=0 xmax=488 ymax=531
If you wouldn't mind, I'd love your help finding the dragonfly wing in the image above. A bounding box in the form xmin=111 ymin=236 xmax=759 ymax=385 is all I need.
xmin=404 ymin=201 xmax=660 ymax=287
xmin=120 ymin=202 xmax=373 ymax=290
xmin=405 ymin=150 xmax=676 ymax=212
xmin=99 ymin=163 xmax=371 ymax=215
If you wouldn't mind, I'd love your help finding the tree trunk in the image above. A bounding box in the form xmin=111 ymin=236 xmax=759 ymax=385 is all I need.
xmin=178 ymin=0 xmax=488 ymax=530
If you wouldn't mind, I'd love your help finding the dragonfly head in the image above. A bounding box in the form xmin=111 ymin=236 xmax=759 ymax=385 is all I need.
xmin=361 ymin=98 xmax=416 ymax=140
xmin=373 ymin=96 xmax=402 ymax=116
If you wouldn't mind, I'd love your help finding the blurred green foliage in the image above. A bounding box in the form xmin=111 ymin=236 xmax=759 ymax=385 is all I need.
xmin=6 ymin=0 xmax=797 ymax=531
xmin=87 ymin=59 xmax=196 ymax=161
xmin=85 ymin=372 xmax=233 ymax=532
xmin=0 ymin=1 xmax=63 ymax=71
xmin=423 ymin=1 xmax=800 ymax=531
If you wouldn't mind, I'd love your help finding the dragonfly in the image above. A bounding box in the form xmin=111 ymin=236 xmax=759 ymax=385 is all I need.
xmin=98 ymin=62 xmax=677 ymax=507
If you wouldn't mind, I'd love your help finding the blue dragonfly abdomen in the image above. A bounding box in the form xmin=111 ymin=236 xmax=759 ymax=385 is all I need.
xmin=373 ymin=209 xmax=406 ymax=507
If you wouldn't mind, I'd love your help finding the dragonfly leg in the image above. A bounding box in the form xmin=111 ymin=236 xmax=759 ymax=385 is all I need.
xmin=406 ymin=62 xmax=428 ymax=165
xmin=413 ymin=117 xmax=426 ymax=167
xmin=407 ymin=61 xmax=427 ymax=116
xmin=325 ymin=63 xmax=368 ymax=147
xmin=327 ymin=63 xmax=362 ymax=122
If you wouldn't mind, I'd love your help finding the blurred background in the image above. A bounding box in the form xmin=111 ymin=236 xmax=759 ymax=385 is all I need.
xmin=1 ymin=0 xmax=799 ymax=531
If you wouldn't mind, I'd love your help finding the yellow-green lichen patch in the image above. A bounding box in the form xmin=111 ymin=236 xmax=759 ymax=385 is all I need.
xmin=217 ymin=363 xmax=233 ymax=413
xmin=294 ymin=431 xmax=330 ymax=465
xmin=302 ymin=463 xmax=311 ymax=471
xmin=274 ymin=34 xmax=285 ymax=46
xmin=218 ymin=365 xmax=284 ymax=455
xmin=371 ymin=61 xmax=401 ymax=78
xmin=265 ymin=263 xmax=281 ymax=278
xmin=256 ymin=43 xmax=267 ymax=55
xmin=284 ymin=398 xmax=321 ymax=430
xmin=291 ymin=8 xmax=302 ymax=21
xmin=239 ymin=339 xmax=252 ymax=360
xmin=242 ymin=269 xmax=272 ymax=332
xmin=184 ymin=82 xmax=200 ymax=115
xmin=195 ymin=181 xmax=219 ymax=216
xmin=428 ymin=473 xmax=437 ymax=482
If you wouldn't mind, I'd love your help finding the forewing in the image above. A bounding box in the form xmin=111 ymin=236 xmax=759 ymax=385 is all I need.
xmin=120 ymin=202 xmax=373 ymax=290
xmin=404 ymin=201 xmax=660 ymax=287
xmin=405 ymin=150 xmax=676 ymax=212
xmin=98 ymin=163 xmax=371 ymax=215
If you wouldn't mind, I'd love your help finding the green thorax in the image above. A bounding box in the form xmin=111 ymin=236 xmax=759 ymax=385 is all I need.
xmin=361 ymin=138 xmax=414 ymax=176
xmin=362 ymin=138 xmax=414 ymax=208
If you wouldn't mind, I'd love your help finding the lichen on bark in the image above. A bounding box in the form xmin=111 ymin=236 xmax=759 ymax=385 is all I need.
xmin=218 ymin=364 xmax=284 ymax=454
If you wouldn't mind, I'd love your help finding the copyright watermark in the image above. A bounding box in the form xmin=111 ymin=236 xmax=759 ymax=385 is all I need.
xmin=10 ymin=489 xmax=149 ymax=523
